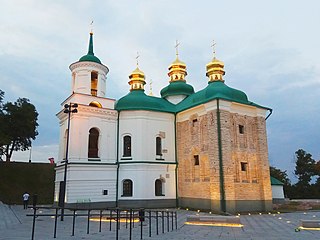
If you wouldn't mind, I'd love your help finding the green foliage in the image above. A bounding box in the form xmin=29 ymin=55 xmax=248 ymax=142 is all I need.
xmin=0 ymin=90 xmax=39 ymax=162
xmin=287 ymin=149 xmax=320 ymax=199
xmin=0 ymin=162 xmax=55 ymax=204
xmin=294 ymin=149 xmax=316 ymax=186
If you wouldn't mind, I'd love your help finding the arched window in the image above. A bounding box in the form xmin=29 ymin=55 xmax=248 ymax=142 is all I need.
xmin=122 ymin=179 xmax=133 ymax=197
xmin=155 ymin=179 xmax=164 ymax=196
xmin=88 ymin=128 xmax=99 ymax=158
xmin=91 ymin=71 xmax=98 ymax=96
xmin=123 ymin=135 xmax=131 ymax=157
xmin=156 ymin=137 xmax=162 ymax=156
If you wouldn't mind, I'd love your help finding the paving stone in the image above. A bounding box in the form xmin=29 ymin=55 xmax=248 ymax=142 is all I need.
xmin=0 ymin=204 xmax=319 ymax=239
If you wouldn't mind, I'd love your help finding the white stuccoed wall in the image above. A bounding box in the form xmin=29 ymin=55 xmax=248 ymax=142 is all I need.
xmin=271 ymin=185 xmax=284 ymax=199
xmin=118 ymin=110 xmax=176 ymax=199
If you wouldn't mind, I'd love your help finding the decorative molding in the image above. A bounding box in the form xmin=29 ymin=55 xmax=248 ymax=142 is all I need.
xmin=69 ymin=61 xmax=109 ymax=73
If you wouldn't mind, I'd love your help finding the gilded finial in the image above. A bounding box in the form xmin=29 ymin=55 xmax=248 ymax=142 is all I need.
xmin=175 ymin=40 xmax=180 ymax=58
xmin=90 ymin=20 xmax=94 ymax=34
xmin=211 ymin=40 xmax=216 ymax=59
xmin=136 ymin=51 xmax=140 ymax=66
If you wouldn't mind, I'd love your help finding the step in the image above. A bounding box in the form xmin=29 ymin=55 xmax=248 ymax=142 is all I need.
xmin=301 ymin=220 xmax=320 ymax=228
xmin=186 ymin=215 xmax=241 ymax=224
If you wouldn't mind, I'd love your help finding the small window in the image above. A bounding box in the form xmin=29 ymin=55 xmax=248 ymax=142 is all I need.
xmin=156 ymin=137 xmax=162 ymax=156
xmin=155 ymin=179 xmax=164 ymax=196
xmin=103 ymin=190 xmax=108 ymax=195
xmin=241 ymin=162 xmax=248 ymax=171
xmin=192 ymin=119 xmax=198 ymax=127
xmin=123 ymin=136 xmax=131 ymax=157
xmin=194 ymin=155 xmax=199 ymax=165
xmin=122 ymin=179 xmax=133 ymax=197
xmin=239 ymin=125 xmax=244 ymax=134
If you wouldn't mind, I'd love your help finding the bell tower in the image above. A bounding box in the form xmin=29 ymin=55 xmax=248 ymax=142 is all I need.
xmin=69 ymin=32 xmax=109 ymax=98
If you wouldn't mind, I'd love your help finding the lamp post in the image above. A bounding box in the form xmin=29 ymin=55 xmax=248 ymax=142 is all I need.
xmin=60 ymin=103 xmax=78 ymax=221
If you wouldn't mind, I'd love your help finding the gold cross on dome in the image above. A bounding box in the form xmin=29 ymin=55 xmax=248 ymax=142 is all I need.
xmin=136 ymin=51 xmax=140 ymax=66
xmin=175 ymin=40 xmax=180 ymax=57
xmin=211 ymin=40 xmax=216 ymax=59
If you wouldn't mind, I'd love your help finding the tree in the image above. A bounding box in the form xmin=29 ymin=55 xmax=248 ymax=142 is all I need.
xmin=294 ymin=149 xmax=316 ymax=186
xmin=0 ymin=91 xmax=39 ymax=162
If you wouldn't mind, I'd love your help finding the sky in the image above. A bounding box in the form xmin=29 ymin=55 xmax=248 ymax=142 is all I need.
xmin=0 ymin=0 xmax=319 ymax=181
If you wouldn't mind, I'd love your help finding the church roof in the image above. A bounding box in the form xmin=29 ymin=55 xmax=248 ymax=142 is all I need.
xmin=79 ymin=32 xmax=102 ymax=64
xmin=160 ymin=81 xmax=194 ymax=98
xmin=175 ymin=81 xmax=270 ymax=112
xmin=115 ymin=90 xmax=176 ymax=113
xmin=115 ymin=81 xmax=270 ymax=113
xmin=270 ymin=177 xmax=284 ymax=185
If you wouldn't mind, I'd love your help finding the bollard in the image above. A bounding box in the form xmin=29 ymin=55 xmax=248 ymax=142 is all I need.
xmin=130 ymin=209 xmax=133 ymax=240
xmin=53 ymin=208 xmax=58 ymax=238
xmin=99 ymin=210 xmax=102 ymax=232
xmin=162 ymin=211 xmax=164 ymax=233
xmin=109 ymin=210 xmax=112 ymax=231
xmin=32 ymin=194 xmax=38 ymax=207
xmin=126 ymin=211 xmax=128 ymax=229
xmin=87 ymin=210 xmax=90 ymax=234
xmin=149 ymin=211 xmax=152 ymax=237
xmin=171 ymin=211 xmax=174 ymax=231
xmin=175 ymin=211 xmax=177 ymax=230
xmin=116 ymin=208 xmax=119 ymax=240
xmin=72 ymin=210 xmax=76 ymax=236
xmin=167 ymin=211 xmax=169 ymax=232
xmin=31 ymin=205 xmax=37 ymax=240
xmin=156 ymin=211 xmax=159 ymax=235
xmin=139 ymin=209 xmax=145 ymax=222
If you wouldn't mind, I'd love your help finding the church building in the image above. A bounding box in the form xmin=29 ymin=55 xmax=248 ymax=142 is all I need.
xmin=54 ymin=32 xmax=273 ymax=213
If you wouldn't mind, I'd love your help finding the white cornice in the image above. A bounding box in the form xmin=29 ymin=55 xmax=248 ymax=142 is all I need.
xmin=69 ymin=61 xmax=109 ymax=73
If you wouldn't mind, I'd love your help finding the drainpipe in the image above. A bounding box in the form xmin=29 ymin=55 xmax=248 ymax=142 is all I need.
xmin=216 ymin=99 xmax=226 ymax=213
xmin=115 ymin=111 xmax=120 ymax=207
xmin=265 ymin=109 xmax=273 ymax=120
xmin=174 ymin=113 xmax=179 ymax=207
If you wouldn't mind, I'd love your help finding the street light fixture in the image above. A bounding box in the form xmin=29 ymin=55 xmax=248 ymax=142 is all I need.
xmin=60 ymin=103 xmax=78 ymax=221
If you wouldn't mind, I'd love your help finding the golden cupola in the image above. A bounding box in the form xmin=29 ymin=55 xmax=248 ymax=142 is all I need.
xmin=206 ymin=41 xmax=225 ymax=82
xmin=167 ymin=40 xmax=187 ymax=82
xmin=206 ymin=57 xmax=225 ymax=82
xmin=128 ymin=66 xmax=146 ymax=91
xmin=168 ymin=57 xmax=187 ymax=82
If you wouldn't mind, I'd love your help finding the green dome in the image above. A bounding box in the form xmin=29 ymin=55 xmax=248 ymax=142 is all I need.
xmin=115 ymin=90 xmax=176 ymax=113
xmin=176 ymin=81 xmax=265 ymax=112
xmin=78 ymin=33 xmax=102 ymax=64
xmin=79 ymin=54 xmax=101 ymax=64
xmin=160 ymin=81 xmax=194 ymax=98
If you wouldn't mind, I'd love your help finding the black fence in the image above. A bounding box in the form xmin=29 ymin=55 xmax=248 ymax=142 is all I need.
xmin=27 ymin=205 xmax=177 ymax=239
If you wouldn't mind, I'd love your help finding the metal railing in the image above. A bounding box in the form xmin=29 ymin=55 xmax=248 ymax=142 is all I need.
xmin=27 ymin=204 xmax=177 ymax=239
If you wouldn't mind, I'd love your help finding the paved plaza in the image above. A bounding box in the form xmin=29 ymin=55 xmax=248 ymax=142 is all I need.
xmin=0 ymin=202 xmax=319 ymax=240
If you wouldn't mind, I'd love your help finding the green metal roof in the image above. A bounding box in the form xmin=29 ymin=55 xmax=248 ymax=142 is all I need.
xmin=115 ymin=81 xmax=270 ymax=114
xmin=115 ymin=90 xmax=176 ymax=113
xmin=176 ymin=81 xmax=270 ymax=112
xmin=270 ymin=176 xmax=284 ymax=185
xmin=160 ymin=81 xmax=194 ymax=98
xmin=79 ymin=33 xmax=102 ymax=64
